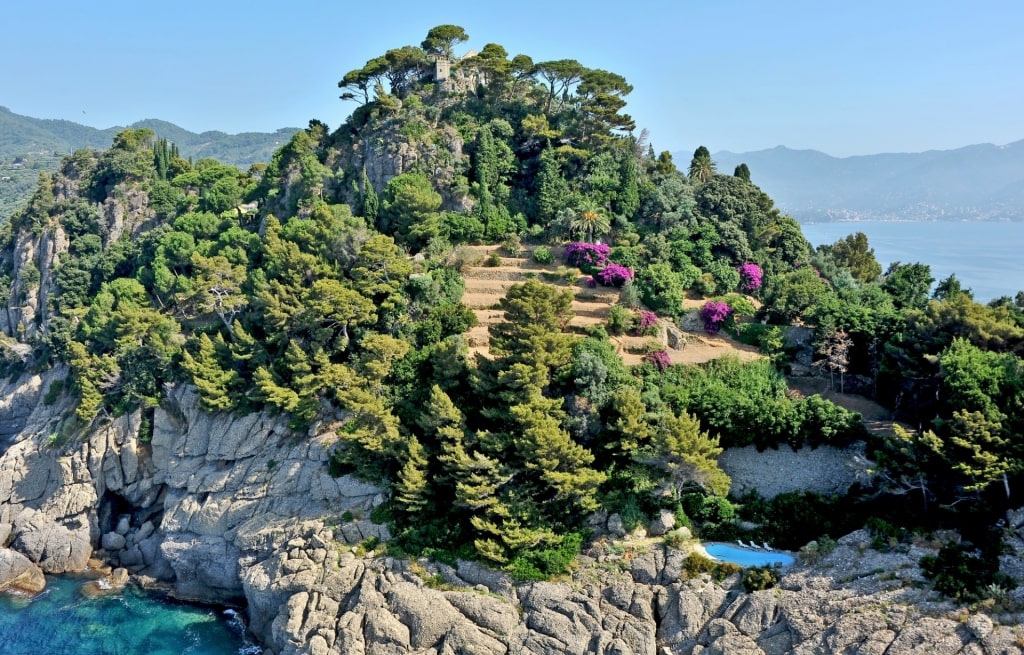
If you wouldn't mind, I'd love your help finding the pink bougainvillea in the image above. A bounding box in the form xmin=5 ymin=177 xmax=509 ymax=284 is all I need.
xmin=638 ymin=311 xmax=658 ymax=331
xmin=700 ymin=300 xmax=733 ymax=334
xmin=597 ymin=263 xmax=634 ymax=287
xmin=565 ymin=242 xmax=611 ymax=270
xmin=738 ymin=262 xmax=763 ymax=292
xmin=645 ymin=349 xmax=671 ymax=371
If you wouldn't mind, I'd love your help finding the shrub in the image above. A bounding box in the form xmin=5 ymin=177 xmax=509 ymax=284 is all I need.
xmin=507 ymin=532 xmax=584 ymax=581
xmin=452 ymin=245 xmax=484 ymax=269
xmin=619 ymin=280 xmax=641 ymax=308
xmin=738 ymin=262 xmax=763 ymax=292
xmin=565 ymin=242 xmax=610 ymax=272
xmin=742 ymin=566 xmax=779 ymax=592
xmin=696 ymin=272 xmax=717 ymax=296
xmin=701 ymin=301 xmax=733 ymax=333
xmin=920 ymin=541 xmax=1013 ymax=602
xmin=502 ymin=234 xmax=523 ymax=258
xmin=682 ymin=553 xmax=741 ymax=581
xmin=682 ymin=552 xmax=717 ymax=578
xmin=716 ymin=293 xmax=756 ymax=318
xmin=532 ymin=245 xmax=554 ymax=265
xmin=866 ymin=517 xmax=911 ymax=552
xmin=635 ymin=310 xmax=659 ymax=336
xmin=485 ymin=252 xmax=502 ymax=267
xmin=799 ymin=535 xmax=837 ymax=564
xmin=663 ymin=527 xmax=693 ymax=550
xmin=645 ymin=350 xmax=671 ymax=371
xmin=607 ymin=305 xmax=637 ymax=335
xmin=597 ymin=264 xmax=634 ymax=287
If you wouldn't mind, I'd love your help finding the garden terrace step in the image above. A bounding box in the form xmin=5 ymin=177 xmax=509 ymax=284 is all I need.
xmin=460 ymin=268 xmax=532 ymax=281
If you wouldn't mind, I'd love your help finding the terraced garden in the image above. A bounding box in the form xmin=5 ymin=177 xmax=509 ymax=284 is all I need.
xmin=457 ymin=245 xmax=762 ymax=366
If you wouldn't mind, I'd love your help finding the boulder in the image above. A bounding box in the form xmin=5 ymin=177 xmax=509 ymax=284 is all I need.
xmin=11 ymin=508 xmax=92 ymax=572
xmin=608 ymin=513 xmax=627 ymax=537
xmin=115 ymin=516 xmax=131 ymax=536
xmin=649 ymin=510 xmax=677 ymax=536
xmin=101 ymin=531 xmax=126 ymax=551
xmin=0 ymin=547 xmax=46 ymax=593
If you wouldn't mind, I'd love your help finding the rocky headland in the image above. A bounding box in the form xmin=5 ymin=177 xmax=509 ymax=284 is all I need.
xmin=3 ymin=369 xmax=1024 ymax=655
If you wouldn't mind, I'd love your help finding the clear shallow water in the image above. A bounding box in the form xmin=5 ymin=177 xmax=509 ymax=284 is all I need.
xmin=800 ymin=221 xmax=1024 ymax=304
xmin=705 ymin=543 xmax=795 ymax=567
xmin=0 ymin=576 xmax=250 ymax=655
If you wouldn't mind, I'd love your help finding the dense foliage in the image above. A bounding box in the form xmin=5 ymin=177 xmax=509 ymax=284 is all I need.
xmin=2 ymin=25 xmax=1023 ymax=591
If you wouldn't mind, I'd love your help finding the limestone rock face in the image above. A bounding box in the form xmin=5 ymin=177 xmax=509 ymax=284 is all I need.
xmin=0 ymin=547 xmax=46 ymax=593
xmin=5 ymin=368 xmax=1024 ymax=655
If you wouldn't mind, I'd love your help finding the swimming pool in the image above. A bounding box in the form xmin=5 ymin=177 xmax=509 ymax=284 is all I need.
xmin=704 ymin=543 xmax=795 ymax=568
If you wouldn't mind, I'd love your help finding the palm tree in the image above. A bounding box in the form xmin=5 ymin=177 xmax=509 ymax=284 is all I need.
xmin=688 ymin=145 xmax=716 ymax=184
xmin=569 ymin=202 xmax=611 ymax=242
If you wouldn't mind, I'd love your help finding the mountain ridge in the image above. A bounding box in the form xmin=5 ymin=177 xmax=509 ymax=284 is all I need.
xmin=672 ymin=139 xmax=1024 ymax=222
xmin=0 ymin=106 xmax=299 ymax=221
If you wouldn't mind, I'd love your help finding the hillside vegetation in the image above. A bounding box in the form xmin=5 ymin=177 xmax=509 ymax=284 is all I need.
xmin=2 ymin=25 xmax=1024 ymax=595
xmin=0 ymin=105 xmax=297 ymax=223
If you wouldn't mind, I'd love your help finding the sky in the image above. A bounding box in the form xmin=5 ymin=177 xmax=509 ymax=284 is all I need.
xmin=3 ymin=0 xmax=1022 ymax=157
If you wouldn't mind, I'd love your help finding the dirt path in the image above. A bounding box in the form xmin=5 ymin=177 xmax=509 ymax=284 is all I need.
xmin=786 ymin=376 xmax=902 ymax=436
xmin=458 ymin=245 xmax=761 ymax=367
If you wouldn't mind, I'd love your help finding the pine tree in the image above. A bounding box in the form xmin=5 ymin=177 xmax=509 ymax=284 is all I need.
xmin=510 ymin=393 xmax=605 ymax=514
xmin=605 ymin=386 xmax=653 ymax=453
xmin=181 ymin=333 xmax=239 ymax=410
xmin=395 ymin=436 xmax=430 ymax=513
xmin=361 ymin=167 xmax=379 ymax=225
xmin=645 ymin=410 xmax=730 ymax=497
xmin=534 ymin=149 xmax=569 ymax=225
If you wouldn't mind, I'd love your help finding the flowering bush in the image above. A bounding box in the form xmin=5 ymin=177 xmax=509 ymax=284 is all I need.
xmin=645 ymin=349 xmax=671 ymax=371
xmin=565 ymin=242 xmax=610 ymax=272
xmin=638 ymin=311 xmax=658 ymax=330
xmin=597 ymin=263 xmax=634 ymax=287
xmin=738 ymin=262 xmax=763 ymax=292
xmin=701 ymin=301 xmax=733 ymax=334
xmin=635 ymin=310 xmax=658 ymax=336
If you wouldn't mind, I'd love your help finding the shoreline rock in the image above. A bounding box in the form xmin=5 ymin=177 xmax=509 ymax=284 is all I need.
xmin=4 ymin=370 xmax=1024 ymax=654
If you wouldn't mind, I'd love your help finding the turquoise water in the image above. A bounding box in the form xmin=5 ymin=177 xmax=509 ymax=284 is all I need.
xmin=800 ymin=221 xmax=1024 ymax=303
xmin=0 ymin=576 xmax=251 ymax=655
xmin=705 ymin=543 xmax=795 ymax=567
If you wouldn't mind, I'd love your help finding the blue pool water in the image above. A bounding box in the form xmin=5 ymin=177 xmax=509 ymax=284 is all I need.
xmin=0 ymin=575 xmax=252 ymax=655
xmin=704 ymin=543 xmax=795 ymax=568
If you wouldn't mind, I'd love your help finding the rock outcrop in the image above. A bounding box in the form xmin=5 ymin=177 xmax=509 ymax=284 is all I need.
xmin=3 ymin=369 xmax=1024 ymax=655
xmin=0 ymin=547 xmax=46 ymax=593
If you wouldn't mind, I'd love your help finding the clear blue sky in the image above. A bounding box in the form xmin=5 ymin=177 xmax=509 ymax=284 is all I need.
xmin=3 ymin=0 xmax=1022 ymax=157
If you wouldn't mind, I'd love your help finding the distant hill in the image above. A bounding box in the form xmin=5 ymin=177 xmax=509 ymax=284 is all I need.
xmin=673 ymin=141 xmax=1024 ymax=222
xmin=0 ymin=106 xmax=299 ymax=222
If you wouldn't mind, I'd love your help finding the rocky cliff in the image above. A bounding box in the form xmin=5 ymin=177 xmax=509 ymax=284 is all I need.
xmin=3 ymin=370 xmax=1024 ymax=655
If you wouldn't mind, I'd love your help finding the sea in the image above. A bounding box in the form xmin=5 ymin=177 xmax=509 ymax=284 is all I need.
xmin=799 ymin=220 xmax=1024 ymax=303
xmin=0 ymin=575 xmax=251 ymax=655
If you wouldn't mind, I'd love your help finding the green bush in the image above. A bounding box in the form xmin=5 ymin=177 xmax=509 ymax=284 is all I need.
xmin=866 ymin=517 xmax=911 ymax=551
xmin=43 ymin=379 xmax=65 ymax=406
xmin=607 ymin=305 xmax=637 ymax=335
xmin=619 ymin=280 xmax=641 ymax=308
xmin=502 ymin=234 xmax=523 ymax=258
xmin=682 ymin=552 xmax=741 ymax=581
xmin=507 ymin=532 xmax=584 ymax=581
xmin=920 ymin=541 xmax=1013 ymax=602
xmin=532 ymin=245 xmax=554 ymax=265
xmin=682 ymin=552 xmax=717 ymax=578
xmin=742 ymin=566 xmax=779 ymax=592
xmin=485 ymin=252 xmax=502 ymax=267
